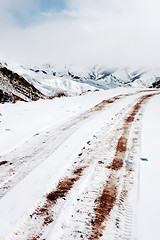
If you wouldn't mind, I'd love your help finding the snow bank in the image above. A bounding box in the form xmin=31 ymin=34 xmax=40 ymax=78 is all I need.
xmin=138 ymin=94 xmax=160 ymax=240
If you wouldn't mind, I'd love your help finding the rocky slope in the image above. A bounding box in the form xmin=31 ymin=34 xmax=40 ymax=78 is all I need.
xmin=150 ymin=78 xmax=160 ymax=88
xmin=0 ymin=63 xmax=45 ymax=103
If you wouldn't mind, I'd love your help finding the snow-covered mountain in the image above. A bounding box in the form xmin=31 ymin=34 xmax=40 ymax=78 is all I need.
xmin=0 ymin=62 xmax=45 ymax=103
xmin=8 ymin=62 xmax=160 ymax=90
xmin=3 ymin=62 xmax=99 ymax=98
xmin=151 ymin=78 xmax=160 ymax=88
xmin=0 ymin=60 xmax=160 ymax=103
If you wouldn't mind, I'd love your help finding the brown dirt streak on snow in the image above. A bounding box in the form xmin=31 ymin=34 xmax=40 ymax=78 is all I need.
xmin=28 ymin=166 xmax=86 ymax=239
xmin=88 ymin=176 xmax=118 ymax=240
xmin=11 ymin=92 xmax=159 ymax=239
xmin=0 ymin=92 xmax=125 ymax=199
xmin=31 ymin=93 xmax=157 ymax=240
xmin=87 ymin=93 xmax=157 ymax=239
xmin=110 ymin=94 xmax=154 ymax=172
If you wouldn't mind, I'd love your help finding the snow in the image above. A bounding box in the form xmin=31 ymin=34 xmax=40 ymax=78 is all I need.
xmin=0 ymin=87 xmax=160 ymax=239
xmin=35 ymin=77 xmax=97 ymax=96
xmin=2 ymin=60 xmax=160 ymax=97
xmin=0 ymin=92 xmax=133 ymax=238
xmin=3 ymin=62 xmax=99 ymax=96
xmin=0 ymin=88 xmax=138 ymax=155
xmin=138 ymin=94 xmax=160 ymax=240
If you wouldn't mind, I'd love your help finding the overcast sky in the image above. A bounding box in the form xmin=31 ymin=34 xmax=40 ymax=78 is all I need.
xmin=1 ymin=0 xmax=160 ymax=66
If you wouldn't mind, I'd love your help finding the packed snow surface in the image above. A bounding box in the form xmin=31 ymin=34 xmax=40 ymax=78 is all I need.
xmin=138 ymin=95 xmax=160 ymax=240
xmin=0 ymin=87 xmax=159 ymax=240
xmin=0 ymin=88 xmax=138 ymax=154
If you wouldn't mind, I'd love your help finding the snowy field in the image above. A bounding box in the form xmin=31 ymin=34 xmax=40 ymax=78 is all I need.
xmin=138 ymin=95 xmax=160 ymax=240
xmin=0 ymin=88 xmax=138 ymax=155
xmin=0 ymin=88 xmax=160 ymax=239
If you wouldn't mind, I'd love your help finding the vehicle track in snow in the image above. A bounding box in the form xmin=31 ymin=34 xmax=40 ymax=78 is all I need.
xmin=3 ymin=90 xmax=159 ymax=240
xmin=0 ymin=90 xmax=149 ymax=199
xmin=0 ymin=93 xmax=124 ymax=198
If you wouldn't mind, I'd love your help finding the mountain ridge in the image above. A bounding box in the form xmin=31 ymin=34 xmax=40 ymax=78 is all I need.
xmin=0 ymin=61 xmax=160 ymax=103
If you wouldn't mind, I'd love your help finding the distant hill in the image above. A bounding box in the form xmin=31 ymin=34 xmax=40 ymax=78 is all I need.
xmin=0 ymin=61 xmax=160 ymax=103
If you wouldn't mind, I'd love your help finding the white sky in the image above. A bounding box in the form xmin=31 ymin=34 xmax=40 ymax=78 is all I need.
xmin=1 ymin=0 xmax=160 ymax=66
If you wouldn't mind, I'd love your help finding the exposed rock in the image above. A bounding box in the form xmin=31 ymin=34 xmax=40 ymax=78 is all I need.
xmin=151 ymin=78 xmax=160 ymax=88
xmin=0 ymin=64 xmax=45 ymax=103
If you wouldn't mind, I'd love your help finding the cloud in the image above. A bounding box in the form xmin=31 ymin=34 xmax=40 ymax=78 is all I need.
xmin=1 ymin=0 xmax=160 ymax=66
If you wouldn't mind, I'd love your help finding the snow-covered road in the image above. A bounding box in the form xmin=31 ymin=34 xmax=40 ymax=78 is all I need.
xmin=0 ymin=89 xmax=159 ymax=239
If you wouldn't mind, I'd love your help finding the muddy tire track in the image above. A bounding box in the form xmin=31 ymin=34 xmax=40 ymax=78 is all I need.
xmin=0 ymin=90 xmax=151 ymax=199
xmin=3 ymin=91 xmax=159 ymax=240
xmin=0 ymin=93 xmax=127 ymax=198
xmin=87 ymin=93 xmax=158 ymax=239
xmin=46 ymin=92 xmax=158 ymax=240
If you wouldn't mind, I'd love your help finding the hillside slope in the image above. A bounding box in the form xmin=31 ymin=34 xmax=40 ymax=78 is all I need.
xmin=0 ymin=63 xmax=45 ymax=103
xmin=1 ymin=61 xmax=160 ymax=103
xmin=7 ymin=62 xmax=160 ymax=95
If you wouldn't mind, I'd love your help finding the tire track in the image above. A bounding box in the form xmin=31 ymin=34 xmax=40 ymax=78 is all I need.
xmin=113 ymin=118 xmax=141 ymax=240
xmin=0 ymin=93 xmax=126 ymax=198
xmin=0 ymin=90 xmax=150 ymax=198
xmin=87 ymin=93 xmax=158 ymax=239
xmin=3 ymin=91 xmax=158 ymax=240
xmin=47 ymin=93 xmax=155 ymax=240
xmin=47 ymin=92 xmax=158 ymax=240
